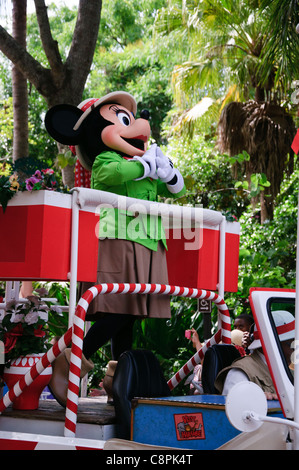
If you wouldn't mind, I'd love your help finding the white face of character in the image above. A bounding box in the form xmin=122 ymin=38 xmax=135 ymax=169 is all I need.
xmin=99 ymin=103 xmax=151 ymax=157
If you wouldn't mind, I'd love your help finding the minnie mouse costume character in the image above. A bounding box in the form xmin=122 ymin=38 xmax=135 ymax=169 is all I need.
xmin=45 ymin=92 xmax=185 ymax=406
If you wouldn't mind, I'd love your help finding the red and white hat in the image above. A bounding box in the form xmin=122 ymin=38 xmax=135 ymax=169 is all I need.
xmin=249 ymin=310 xmax=295 ymax=350
xmin=73 ymin=91 xmax=137 ymax=131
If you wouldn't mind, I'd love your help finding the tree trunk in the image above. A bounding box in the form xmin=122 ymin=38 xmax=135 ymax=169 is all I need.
xmin=12 ymin=0 xmax=28 ymax=161
xmin=0 ymin=0 xmax=103 ymax=186
xmin=255 ymin=85 xmax=265 ymax=103
xmin=217 ymin=100 xmax=296 ymax=221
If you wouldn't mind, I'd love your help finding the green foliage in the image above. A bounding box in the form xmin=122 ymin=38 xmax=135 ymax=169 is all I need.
xmin=86 ymin=0 xmax=191 ymax=144
xmin=0 ymin=5 xmax=76 ymax=166
xmin=227 ymin=167 xmax=298 ymax=317
xmin=249 ymin=173 xmax=271 ymax=197
xmin=0 ymin=290 xmax=53 ymax=366
xmin=27 ymin=89 xmax=58 ymax=163
xmin=98 ymin=0 xmax=166 ymax=50
xmin=0 ymin=98 xmax=14 ymax=159
xmin=0 ymin=1 xmax=298 ymax=396
xmin=87 ymin=350 xmax=111 ymax=390
xmin=36 ymin=282 xmax=70 ymax=341
xmin=228 ymin=150 xmax=251 ymax=166
xmin=234 ymin=169 xmax=271 ymax=199
xmin=87 ymin=41 xmax=173 ymax=144
xmin=0 ymin=174 xmax=18 ymax=212
xmin=0 ymin=158 xmax=67 ymax=212
xmin=56 ymin=150 xmax=77 ymax=170
xmin=26 ymin=4 xmax=77 ymax=65
xmin=165 ymin=134 xmax=249 ymax=218
xmin=259 ymin=0 xmax=299 ymax=90
xmin=132 ymin=300 xmax=195 ymax=394
xmin=154 ymin=0 xmax=299 ymax=140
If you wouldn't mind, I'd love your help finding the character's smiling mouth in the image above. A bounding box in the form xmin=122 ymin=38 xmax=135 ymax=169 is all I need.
xmin=121 ymin=135 xmax=147 ymax=151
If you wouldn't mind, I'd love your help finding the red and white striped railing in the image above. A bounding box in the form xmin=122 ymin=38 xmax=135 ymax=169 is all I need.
xmin=167 ymin=291 xmax=231 ymax=390
xmin=0 ymin=283 xmax=231 ymax=439
xmin=64 ymin=283 xmax=231 ymax=436
xmin=0 ymin=328 xmax=73 ymax=413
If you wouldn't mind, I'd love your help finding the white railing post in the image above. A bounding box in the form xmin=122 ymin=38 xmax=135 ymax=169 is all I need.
xmin=68 ymin=190 xmax=80 ymax=327
xmin=293 ymin=195 xmax=299 ymax=449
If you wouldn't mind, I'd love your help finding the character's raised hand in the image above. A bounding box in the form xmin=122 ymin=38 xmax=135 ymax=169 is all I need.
xmin=156 ymin=147 xmax=175 ymax=182
xmin=131 ymin=144 xmax=158 ymax=180
xmin=156 ymin=147 xmax=185 ymax=194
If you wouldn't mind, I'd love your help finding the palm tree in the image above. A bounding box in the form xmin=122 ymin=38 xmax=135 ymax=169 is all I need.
xmin=258 ymin=0 xmax=299 ymax=93
xmin=214 ymin=0 xmax=298 ymax=221
xmin=155 ymin=0 xmax=298 ymax=221
xmin=217 ymin=100 xmax=296 ymax=221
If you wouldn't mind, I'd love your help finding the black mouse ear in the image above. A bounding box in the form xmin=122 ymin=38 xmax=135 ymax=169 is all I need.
xmin=45 ymin=104 xmax=84 ymax=145
xmin=140 ymin=109 xmax=150 ymax=120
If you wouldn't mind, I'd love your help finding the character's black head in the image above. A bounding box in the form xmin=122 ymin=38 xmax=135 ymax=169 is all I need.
xmin=45 ymin=95 xmax=150 ymax=171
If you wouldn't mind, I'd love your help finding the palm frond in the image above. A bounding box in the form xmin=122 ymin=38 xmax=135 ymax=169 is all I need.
xmin=170 ymin=105 xmax=218 ymax=138
xmin=258 ymin=0 xmax=299 ymax=89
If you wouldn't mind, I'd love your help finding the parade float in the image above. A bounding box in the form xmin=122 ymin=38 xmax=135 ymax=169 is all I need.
xmin=0 ymin=87 xmax=297 ymax=450
xmin=0 ymin=185 xmax=297 ymax=451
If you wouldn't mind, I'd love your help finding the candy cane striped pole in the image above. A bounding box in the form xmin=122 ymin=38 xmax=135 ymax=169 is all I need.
xmin=64 ymin=286 xmax=99 ymax=436
xmin=0 ymin=328 xmax=73 ymax=413
xmin=64 ymin=283 xmax=231 ymax=437
xmin=167 ymin=291 xmax=231 ymax=390
xmin=167 ymin=329 xmax=222 ymax=391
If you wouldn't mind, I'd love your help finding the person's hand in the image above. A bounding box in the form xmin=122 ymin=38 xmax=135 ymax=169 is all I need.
xmin=191 ymin=328 xmax=202 ymax=351
xmin=242 ymin=331 xmax=252 ymax=349
xmin=264 ymin=392 xmax=278 ymax=400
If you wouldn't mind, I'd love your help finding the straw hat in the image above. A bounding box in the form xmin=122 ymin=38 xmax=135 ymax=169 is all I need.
xmin=74 ymin=91 xmax=137 ymax=170
xmin=231 ymin=329 xmax=244 ymax=347
xmin=74 ymin=91 xmax=137 ymax=131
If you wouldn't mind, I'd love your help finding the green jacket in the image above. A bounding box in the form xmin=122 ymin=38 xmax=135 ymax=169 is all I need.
xmin=91 ymin=151 xmax=186 ymax=251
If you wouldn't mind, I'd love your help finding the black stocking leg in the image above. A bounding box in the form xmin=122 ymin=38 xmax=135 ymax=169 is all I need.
xmin=82 ymin=314 xmax=136 ymax=360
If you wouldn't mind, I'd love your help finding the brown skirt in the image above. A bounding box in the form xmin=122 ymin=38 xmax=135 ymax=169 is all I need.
xmin=80 ymin=238 xmax=171 ymax=320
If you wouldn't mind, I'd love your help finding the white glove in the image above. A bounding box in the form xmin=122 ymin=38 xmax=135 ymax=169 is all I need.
xmin=156 ymin=147 xmax=175 ymax=182
xmin=156 ymin=147 xmax=184 ymax=194
xmin=142 ymin=144 xmax=158 ymax=179
xmin=131 ymin=144 xmax=158 ymax=180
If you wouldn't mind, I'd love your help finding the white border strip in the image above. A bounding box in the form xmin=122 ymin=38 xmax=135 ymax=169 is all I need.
xmin=0 ymin=430 xmax=105 ymax=450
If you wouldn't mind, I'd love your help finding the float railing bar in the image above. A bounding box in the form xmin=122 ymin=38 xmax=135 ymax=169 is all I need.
xmin=64 ymin=283 xmax=231 ymax=437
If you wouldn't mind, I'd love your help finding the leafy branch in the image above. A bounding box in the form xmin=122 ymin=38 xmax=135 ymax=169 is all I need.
xmin=228 ymin=150 xmax=271 ymax=198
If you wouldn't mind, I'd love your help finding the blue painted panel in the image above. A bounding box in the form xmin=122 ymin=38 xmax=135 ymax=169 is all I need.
xmin=150 ymin=395 xmax=226 ymax=405
xmin=132 ymin=395 xmax=284 ymax=450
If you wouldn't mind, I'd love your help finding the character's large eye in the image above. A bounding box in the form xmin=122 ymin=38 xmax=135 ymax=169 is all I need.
xmin=117 ymin=111 xmax=131 ymax=127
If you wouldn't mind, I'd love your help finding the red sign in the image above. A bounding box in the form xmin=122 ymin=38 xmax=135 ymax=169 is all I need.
xmin=174 ymin=412 xmax=205 ymax=441
xmin=0 ymin=191 xmax=98 ymax=282
xmin=291 ymin=129 xmax=299 ymax=155
xmin=166 ymin=223 xmax=240 ymax=293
